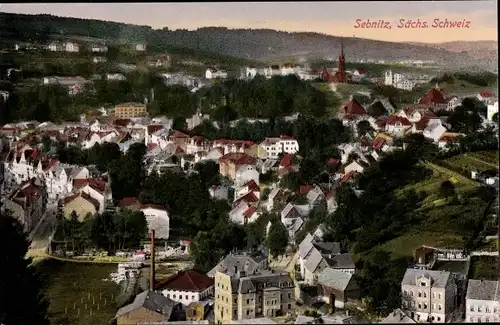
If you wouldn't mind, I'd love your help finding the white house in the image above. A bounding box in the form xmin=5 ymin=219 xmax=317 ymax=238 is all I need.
xmin=158 ymin=270 xmax=214 ymax=308
xmin=64 ymin=42 xmax=79 ymax=53
xmin=91 ymin=44 xmax=108 ymax=53
xmin=245 ymin=67 xmax=258 ymax=79
xmin=258 ymin=135 xmax=299 ymax=159
xmin=446 ymin=97 xmax=461 ymax=111
xmin=229 ymin=201 xmax=260 ymax=225
xmin=106 ymin=73 xmax=126 ymax=81
xmin=140 ymin=204 xmax=170 ymax=239
xmin=487 ymin=101 xmax=498 ymax=121
xmin=384 ymin=116 xmax=412 ymax=137
xmin=423 ymin=120 xmax=447 ymax=142
xmin=384 ymin=70 xmax=405 ymax=86
xmin=235 ymin=165 xmax=260 ymax=187
xmin=205 ymin=68 xmax=228 ymax=79
xmin=466 ymin=279 xmax=500 ymax=323
xmin=395 ymin=78 xmax=417 ymax=91
xmin=135 ymin=44 xmax=147 ymax=51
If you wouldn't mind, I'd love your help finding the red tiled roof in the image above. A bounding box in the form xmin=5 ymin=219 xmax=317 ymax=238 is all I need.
xmin=169 ymin=130 xmax=190 ymax=138
xmin=419 ymin=88 xmax=448 ymax=105
xmin=479 ymin=92 xmax=493 ymax=98
xmin=155 ymin=270 xmax=213 ymax=292
xmin=174 ymin=146 xmax=186 ymax=155
xmin=340 ymin=172 xmax=354 ymax=184
xmin=279 ymin=135 xmax=295 ymax=140
xmin=245 ymin=180 xmax=260 ymax=192
xmin=279 ymin=154 xmax=294 ymax=168
xmin=415 ymin=118 xmax=431 ymax=131
xmin=243 ymin=206 xmax=258 ymax=218
xmin=61 ymin=192 xmax=100 ymax=210
xmin=220 ymin=153 xmax=257 ymax=166
xmin=372 ymin=138 xmax=386 ymax=150
xmin=343 ymin=98 xmax=367 ymax=115
xmin=235 ymin=191 xmax=259 ymax=204
xmin=385 ymin=115 xmax=412 ymax=126
xmin=73 ymin=178 xmax=107 ymax=194
xmin=119 ymin=197 xmax=141 ymax=207
xmin=43 ymin=158 xmax=59 ymax=171
xmin=140 ymin=204 xmax=168 ymax=211
xmin=147 ymin=143 xmax=157 ymax=152
xmin=147 ymin=124 xmax=164 ymax=134
xmin=299 ymin=185 xmax=314 ymax=194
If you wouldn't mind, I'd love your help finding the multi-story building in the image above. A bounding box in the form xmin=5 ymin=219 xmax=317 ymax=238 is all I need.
xmin=257 ymin=136 xmax=299 ymax=159
xmin=214 ymin=268 xmax=295 ymax=324
xmin=401 ymin=269 xmax=457 ymax=323
xmin=114 ymin=103 xmax=148 ymax=118
xmin=207 ymin=251 xmax=269 ymax=278
xmin=465 ymin=279 xmax=500 ymax=323
xmin=3 ymin=177 xmax=47 ymax=232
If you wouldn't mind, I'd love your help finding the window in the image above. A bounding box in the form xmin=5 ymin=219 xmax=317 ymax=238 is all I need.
xmin=438 ymin=304 xmax=442 ymax=311
xmin=185 ymin=295 xmax=188 ymax=299
xmin=438 ymin=293 xmax=442 ymax=299
xmin=410 ymin=291 xmax=414 ymax=296
xmin=246 ymin=310 xmax=250 ymax=315
xmin=417 ymin=315 xmax=420 ymax=321
xmin=173 ymin=294 xmax=177 ymax=299
xmin=421 ymin=282 xmax=426 ymax=286
xmin=432 ymin=317 xmax=435 ymax=321
xmin=471 ymin=306 xmax=475 ymax=312
xmin=192 ymin=295 xmax=195 ymax=300
xmin=288 ymin=304 xmax=291 ymax=309
xmin=424 ymin=292 xmax=427 ymax=298
xmin=479 ymin=306 xmax=483 ymax=312
xmin=437 ymin=317 xmax=441 ymax=321
xmin=418 ymin=303 xmax=422 ymax=309
xmin=424 ymin=303 xmax=428 ymax=309
xmin=486 ymin=317 xmax=490 ymax=322
xmin=404 ymin=290 xmax=408 ymax=296
xmin=288 ymin=293 xmax=292 ymax=299
xmin=167 ymin=294 xmax=170 ymax=298
xmin=470 ymin=318 xmax=474 ymax=322
xmin=234 ymin=310 xmax=237 ymax=316
xmin=234 ymin=298 xmax=237 ymax=303
xmin=486 ymin=307 xmax=490 ymax=313
xmin=247 ymin=299 xmax=250 ymax=304
xmin=418 ymin=292 xmax=422 ymax=297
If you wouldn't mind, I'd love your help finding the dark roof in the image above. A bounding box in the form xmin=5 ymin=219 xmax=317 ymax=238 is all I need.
xmin=419 ymin=88 xmax=448 ymax=105
xmin=115 ymin=290 xmax=175 ymax=319
xmin=343 ymin=98 xmax=367 ymax=115
xmin=156 ymin=270 xmax=214 ymax=292
xmin=326 ymin=253 xmax=356 ymax=269
xmin=313 ymin=242 xmax=341 ymax=255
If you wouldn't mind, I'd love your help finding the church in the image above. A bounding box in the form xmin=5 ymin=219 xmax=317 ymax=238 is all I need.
xmin=321 ymin=39 xmax=350 ymax=84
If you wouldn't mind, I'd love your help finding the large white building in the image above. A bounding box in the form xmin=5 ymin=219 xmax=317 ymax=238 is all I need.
xmin=158 ymin=270 xmax=214 ymax=308
xmin=466 ymin=279 xmax=500 ymax=323
xmin=401 ymin=269 xmax=457 ymax=323
xmin=205 ymin=68 xmax=228 ymax=79
xmin=257 ymin=135 xmax=299 ymax=159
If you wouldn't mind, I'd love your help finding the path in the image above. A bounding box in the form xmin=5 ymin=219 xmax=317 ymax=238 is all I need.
xmin=464 ymin=154 xmax=499 ymax=169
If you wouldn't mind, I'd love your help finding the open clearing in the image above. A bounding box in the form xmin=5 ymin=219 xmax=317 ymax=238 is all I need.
xmin=380 ymin=161 xmax=486 ymax=259
xmin=37 ymin=259 xmax=120 ymax=325
xmin=443 ymin=151 xmax=499 ymax=175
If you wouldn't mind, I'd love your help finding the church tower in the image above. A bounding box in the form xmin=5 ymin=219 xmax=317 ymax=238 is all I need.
xmin=335 ymin=38 xmax=347 ymax=83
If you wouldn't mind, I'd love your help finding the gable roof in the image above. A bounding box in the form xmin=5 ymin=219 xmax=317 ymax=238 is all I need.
xmin=115 ymin=290 xmax=175 ymax=319
xmin=119 ymin=197 xmax=142 ymax=207
xmin=419 ymin=88 xmax=448 ymax=105
xmin=343 ymin=98 xmax=367 ymax=115
xmin=169 ymin=130 xmax=190 ymax=138
xmin=299 ymin=233 xmax=315 ymax=259
xmin=220 ymin=152 xmax=257 ymax=166
xmin=304 ymin=248 xmax=324 ymax=273
xmin=61 ymin=192 xmax=100 ymax=210
xmin=466 ymin=279 xmax=500 ymax=301
xmin=317 ymin=267 xmax=355 ymax=291
xmin=155 ymin=270 xmax=214 ymax=292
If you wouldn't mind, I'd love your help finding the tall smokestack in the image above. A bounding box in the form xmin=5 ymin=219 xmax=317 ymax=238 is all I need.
xmin=150 ymin=229 xmax=156 ymax=291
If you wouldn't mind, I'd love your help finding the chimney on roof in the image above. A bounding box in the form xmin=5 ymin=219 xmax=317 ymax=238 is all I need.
xmin=150 ymin=229 xmax=156 ymax=291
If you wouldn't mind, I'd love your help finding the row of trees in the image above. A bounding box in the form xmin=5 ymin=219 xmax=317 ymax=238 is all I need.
xmin=55 ymin=210 xmax=149 ymax=253
xmin=200 ymin=75 xmax=338 ymax=118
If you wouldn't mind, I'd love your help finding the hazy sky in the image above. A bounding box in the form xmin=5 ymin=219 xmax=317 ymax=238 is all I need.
xmin=0 ymin=2 xmax=497 ymax=43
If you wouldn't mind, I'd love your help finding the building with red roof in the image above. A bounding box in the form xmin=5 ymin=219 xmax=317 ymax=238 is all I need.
xmin=219 ymin=153 xmax=257 ymax=180
xmin=156 ymin=269 xmax=214 ymax=306
xmin=418 ymin=85 xmax=450 ymax=110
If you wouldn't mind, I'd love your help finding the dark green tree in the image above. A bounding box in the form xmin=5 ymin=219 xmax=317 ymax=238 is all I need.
xmin=439 ymin=180 xmax=456 ymax=202
xmin=266 ymin=221 xmax=289 ymax=258
xmin=0 ymin=214 xmax=50 ymax=325
xmin=357 ymin=120 xmax=375 ymax=137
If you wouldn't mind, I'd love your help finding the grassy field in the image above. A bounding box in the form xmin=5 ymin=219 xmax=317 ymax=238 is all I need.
xmin=443 ymin=151 xmax=499 ymax=175
xmin=468 ymin=256 xmax=499 ymax=280
xmin=380 ymin=161 xmax=485 ymax=258
xmin=36 ymin=259 xmax=120 ymax=325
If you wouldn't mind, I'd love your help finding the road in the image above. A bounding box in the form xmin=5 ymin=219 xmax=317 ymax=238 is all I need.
xmin=29 ymin=201 xmax=58 ymax=251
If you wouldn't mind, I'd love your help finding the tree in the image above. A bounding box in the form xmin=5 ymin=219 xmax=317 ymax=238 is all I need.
xmin=0 ymin=214 xmax=50 ymax=325
xmin=357 ymin=120 xmax=374 ymax=137
xmin=41 ymin=135 xmax=51 ymax=153
xmin=439 ymin=180 xmax=456 ymax=202
xmin=190 ymin=231 xmax=220 ymax=273
xmin=367 ymin=101 xmax=388 ymax=118
xmin=266 ymin=221 xmax=289 ymax=258
xmin=447 ymin=103 xmax=483 ymax=134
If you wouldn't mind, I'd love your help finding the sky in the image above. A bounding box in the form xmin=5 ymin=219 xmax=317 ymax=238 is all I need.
xmin=0 ymin=2 xmax=497 ymax=43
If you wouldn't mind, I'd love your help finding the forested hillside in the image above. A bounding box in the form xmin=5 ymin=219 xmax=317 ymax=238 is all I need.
xmin=0 ymin=12 xmax=490 ymax=68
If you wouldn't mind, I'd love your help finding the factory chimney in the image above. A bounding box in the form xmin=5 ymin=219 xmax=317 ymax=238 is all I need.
xmin=150 ymin=229 xmax=156 ymax=291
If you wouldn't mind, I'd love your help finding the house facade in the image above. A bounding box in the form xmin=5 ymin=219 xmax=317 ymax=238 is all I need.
xmin=465 ymin=279 xmax=500 ymax=323
xmin=140 ymin=205 xmax=170 ymax=240
xmin=401 ymin=269 xmax=457 ymax=323
xmin=158 ymin=270 xmax=214 ymax=308
xmin=257 ymin=136 xmax=299 ymax=159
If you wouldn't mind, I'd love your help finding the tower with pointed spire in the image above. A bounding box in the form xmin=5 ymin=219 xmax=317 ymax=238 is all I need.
xmin=336 ymin=38 xmax=347 ymax=83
